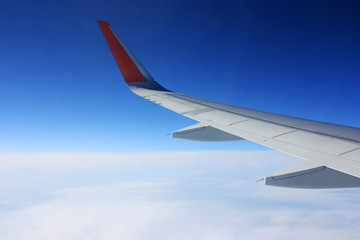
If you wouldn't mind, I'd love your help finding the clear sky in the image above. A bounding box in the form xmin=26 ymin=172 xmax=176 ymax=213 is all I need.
xmin=1 ymin=1 xmax=360 ymax=239
xmin=0 ymin=0 xmax=359 ymax=152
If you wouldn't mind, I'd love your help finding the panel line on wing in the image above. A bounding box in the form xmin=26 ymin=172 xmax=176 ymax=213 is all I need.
xmin=182 ymin=108 xmax=215 ymax=115
xmin=228 ymin=119 xmax=252 ymax=126
xmin=338 ymin=147 xmax=360 ymax=157
xmin=272 ymin=130 xmax=298 ymax=139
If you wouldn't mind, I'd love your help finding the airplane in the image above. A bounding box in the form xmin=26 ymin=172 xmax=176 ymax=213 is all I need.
xmin=97 ymin=20 xmax=360 ymax=189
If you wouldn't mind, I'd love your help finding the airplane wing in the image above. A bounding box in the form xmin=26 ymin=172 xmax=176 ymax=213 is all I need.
xmin=97 ymin=21 xmax=360 ymax=189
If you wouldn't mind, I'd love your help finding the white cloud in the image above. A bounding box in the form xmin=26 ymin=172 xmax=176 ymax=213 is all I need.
xmin=0 ymin=151 xmax=359 ymax=240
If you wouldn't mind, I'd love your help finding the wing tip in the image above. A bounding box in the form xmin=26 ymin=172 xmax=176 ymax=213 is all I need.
xmin=97 ymin=21 xmax=169 ymax=91
xmin=97 ymin=20 xmax=151 ymax=84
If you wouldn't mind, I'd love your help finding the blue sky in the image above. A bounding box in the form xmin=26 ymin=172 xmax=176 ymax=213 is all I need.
xmin=1 ymin=0 xmax=359 ymax=151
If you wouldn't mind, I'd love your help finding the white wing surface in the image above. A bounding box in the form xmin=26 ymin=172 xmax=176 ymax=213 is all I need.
xmin=98 ymin=21 xmax=360 ymax=189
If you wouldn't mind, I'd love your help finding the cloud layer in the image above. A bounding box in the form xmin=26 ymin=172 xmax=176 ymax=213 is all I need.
xmin=1 ymin=151 xmax=359 ymax=240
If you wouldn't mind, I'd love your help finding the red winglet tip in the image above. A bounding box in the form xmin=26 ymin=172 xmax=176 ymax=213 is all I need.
xmin=97 ymin=20 xmax=110 ymax=26
xmin=97 ymin=20 xmax=109 ymax=27
xmin=98 ymin=21 xmax=148 ymax=83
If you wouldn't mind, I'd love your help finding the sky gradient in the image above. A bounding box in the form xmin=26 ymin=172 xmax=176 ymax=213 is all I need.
xmin=1 ymin=0 xmax=359 ymax=152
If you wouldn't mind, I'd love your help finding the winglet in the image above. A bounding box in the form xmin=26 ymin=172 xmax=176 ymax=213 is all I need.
xmin=97 ymin=20 xmax=153 ymax=83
